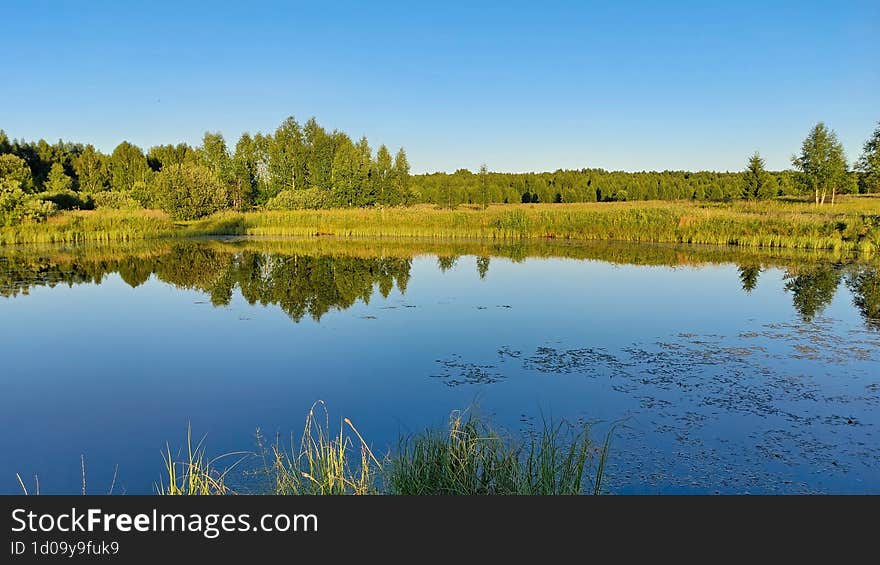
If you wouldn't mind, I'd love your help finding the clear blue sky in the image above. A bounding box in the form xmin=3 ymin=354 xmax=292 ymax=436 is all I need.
xmin=1 ymin=1 xmax=877 ymax=173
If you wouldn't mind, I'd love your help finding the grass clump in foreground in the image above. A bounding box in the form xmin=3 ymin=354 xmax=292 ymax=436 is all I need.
xmin=388 ymin=410 xmax=611 ymax=495
xmin=159 ymin=403 xmax=614 ymax=496
xmin=158 ymin=425 xmax=249 ymax=496
xmin=261 ymin=402 xmax=383 ymax=495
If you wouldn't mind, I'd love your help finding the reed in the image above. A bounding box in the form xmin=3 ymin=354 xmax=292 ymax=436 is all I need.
xmin=209 ymin=199 xmax=880 ymax=254
xmin=0 ymin=209 xmax=175 ymax=245
xmin=154 ymin=406 xmax=613 ymax=495
xmin=387 ymin=409 xmax=612 ymax=495
xmin=158 ymin=425 xmax=248 ymax=495
xmin=5 ymin=198 xmax=880 ymax=253
xmin=262 ymin=401 xmax=382 ymax=495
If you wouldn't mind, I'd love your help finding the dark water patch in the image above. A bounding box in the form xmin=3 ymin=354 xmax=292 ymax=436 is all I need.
xmin=440 ymin=324 xmax=880 ymax=493
xmin=524 ymin=346 xmax=625 ymax=375
xmin=432 ymin=355 xmax=504 ymax=386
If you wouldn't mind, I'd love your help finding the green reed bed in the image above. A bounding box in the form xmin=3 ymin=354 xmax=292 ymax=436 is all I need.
xmin=4 ymin=199 xmax=880 ymax=253
xmin=0 ymin=210 xmax=176 ymax=245
xmin=154 ymin=404 xmax=613 ymax=496
xmin=200 ymin=200 xmax=880 ymax=253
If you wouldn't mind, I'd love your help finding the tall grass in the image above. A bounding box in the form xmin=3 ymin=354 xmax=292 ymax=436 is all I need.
xmin=154 ymin=406 xmax=613 ymax=495
xmin=0 ymin=209 xmax=175 ymax=245
xmin=158 ymin=425 xmax=248 ymax=495
xmin=16 ymin=458 xmax=120 ymax=495
xmin=199 ymin=199 xmax=880 ymax=254
xmin=388 ymin=410 xmax=612 ymax=495
xmin=18 ymin=407 xmax=612 ymax=495
xmin=4 ymin=198 xmax=880 ymax=253
xmin=261 ymin=401 xmax=382 ymax=495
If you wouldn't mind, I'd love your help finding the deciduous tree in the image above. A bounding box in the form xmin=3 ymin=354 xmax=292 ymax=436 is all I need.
xmin=792 ymin=123 xmax=848 ymax=205
xmin=74 ymin=145 xmax=111 ymax=192
xmin=110 ymin=141 xmax=151 ymax=193
xmin=0 ymin=154 xmax=34 ymax=192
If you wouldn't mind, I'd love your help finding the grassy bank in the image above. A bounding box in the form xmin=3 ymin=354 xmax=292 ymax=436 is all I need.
xmin=4 ymin=198 xmax=880 ymax=253
xmin=0 ymin=209 xmax=176 ymax=245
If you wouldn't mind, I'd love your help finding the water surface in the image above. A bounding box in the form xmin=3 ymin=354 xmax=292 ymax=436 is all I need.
xmin=1 ymin=238 xmax=878 ymax=494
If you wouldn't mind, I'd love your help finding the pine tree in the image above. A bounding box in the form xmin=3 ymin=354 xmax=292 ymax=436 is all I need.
xmin=46 ymin=162 xmax=73 ymax=192
xmin=856 ymin=121 xmax=880 ymax=194
xmin=742 ymin=152 xmax=768 ymax=199
xmin=738 ymin=264 xmax=761 ymax=292
xmin=479 ymin=163 xmax=489 ymax=209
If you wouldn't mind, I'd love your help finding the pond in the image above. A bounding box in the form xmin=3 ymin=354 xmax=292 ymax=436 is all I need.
xmin=1 ymin=238 xmax=878 ymax=494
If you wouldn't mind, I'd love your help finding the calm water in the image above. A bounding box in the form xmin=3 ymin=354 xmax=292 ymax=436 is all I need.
xmin=1 ymin=238 xmax=878 ymax=494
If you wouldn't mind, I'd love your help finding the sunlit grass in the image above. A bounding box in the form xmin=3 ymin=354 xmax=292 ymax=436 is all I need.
xmin=388 ymin=409 xmax=613 ymax=495
xmin=18 ymin=406 xmax=611 ymax=495
xmin=158 ymin=425 xmax=249 ymax=496
xmin=210 ymin=199 xmax=880 ymax=255
xmin=5 ymin=198 xmax=880 ymax=253
xmin=0 ymin=209 xmax=175 ymax=245
xmin=260 ymin=401 xmax=382 ymax=495
xmin=153 ymin=405 xmax=613 ymax=495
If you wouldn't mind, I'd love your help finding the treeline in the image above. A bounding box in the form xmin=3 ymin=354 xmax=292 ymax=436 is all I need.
xmin=411 ymin=169 xmax=769 ymax=205
xmin=413 ymin=122 xmax=880 ymax=207
xmin=2 ymin=119 xmax=879 ymax=225
xmin=0 ymin=116 xmax=411 ymax=224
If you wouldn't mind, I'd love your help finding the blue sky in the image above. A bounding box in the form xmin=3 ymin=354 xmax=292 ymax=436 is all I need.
xmin=1 ymin=1 xmax=877 ymax=173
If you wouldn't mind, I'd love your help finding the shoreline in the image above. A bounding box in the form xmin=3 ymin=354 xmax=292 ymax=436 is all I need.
xmin=2 ymin=199 xmax=879 ymax=254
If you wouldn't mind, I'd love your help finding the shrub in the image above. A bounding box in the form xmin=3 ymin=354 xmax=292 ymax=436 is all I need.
xmin=91 ymin=191 xmax=143 ymax=210
xmin=0 ymin=179 xmax=57 ymax=226
xmin=265 ymin=188 xmax=325 ymax=210
xmin=39 ymin=190 xmax=94 ymax=211
xmin=155 ymin=165 xmax=228 ymax=220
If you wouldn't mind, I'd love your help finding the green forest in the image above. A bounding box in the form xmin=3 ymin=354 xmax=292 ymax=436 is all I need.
xmin=2 ymin=118 xmax=879 ymax=227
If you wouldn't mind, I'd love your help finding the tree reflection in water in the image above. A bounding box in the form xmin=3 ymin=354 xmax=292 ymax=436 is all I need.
xmin=2 ymin=239 xmax=880 ymax=329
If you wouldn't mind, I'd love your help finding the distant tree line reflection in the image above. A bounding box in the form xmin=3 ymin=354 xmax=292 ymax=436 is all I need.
xmin=2 ymin=242 xmax=880 ymax=329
